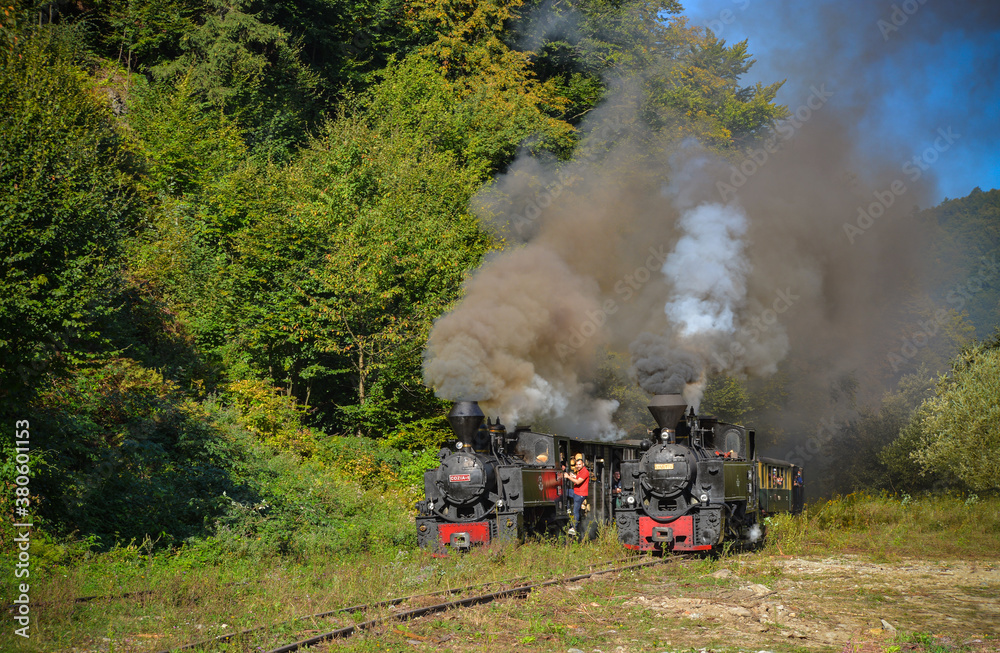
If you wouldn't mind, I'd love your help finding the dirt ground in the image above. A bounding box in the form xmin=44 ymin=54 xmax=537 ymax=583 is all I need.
xmin=324 ymin=554 xmax=1000 ymax=653
xmin=620 ymin=555 xmax=1000 ymax=652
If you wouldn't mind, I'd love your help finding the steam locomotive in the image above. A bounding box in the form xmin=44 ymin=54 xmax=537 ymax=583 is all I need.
xmin=416 ymin=394 xmax=803 ymax=553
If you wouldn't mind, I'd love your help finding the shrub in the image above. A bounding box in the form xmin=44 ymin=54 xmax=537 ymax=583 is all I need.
xmin=223 ymin=378 xmax=318 ymax=455
xmin=28 ymin=358 xmax=248 ymax=548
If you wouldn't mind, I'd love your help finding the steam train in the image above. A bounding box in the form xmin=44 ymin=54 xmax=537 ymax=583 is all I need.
xmin=415 ymin=394 xmax=803 ymax=553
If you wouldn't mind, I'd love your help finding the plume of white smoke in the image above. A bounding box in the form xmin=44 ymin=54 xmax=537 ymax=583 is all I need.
xmin=504 ymin=376 xmax=624 ymax=439
xmin=630 ymin=176 xmax=775 ymax=411
xmin=662 ymin=202 xmax=749 ymax=336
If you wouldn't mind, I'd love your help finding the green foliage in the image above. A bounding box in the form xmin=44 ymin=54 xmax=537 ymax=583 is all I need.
xmin=0 ymin=24 xmax=140 ymax=399
xmin=906 ymin=339 xmax=1000 ymax=491
xmin=85 ymin=0 xmax=206 ymax=69
xmin=214 ymin=110 xmax=490 ymax=435
xmin=145 ymin=0 xmax=324 ymax=160
xmin=27 ymin=358 xmax=244 ymax=547
xmin=127 ymin=74 xmax=248 ymax=198
xmin=223 ymin=378 xmax=317 ymax=455
xmin=368 ymin=46 xmax=574 ymax=176
xmin=537 ymin=0 xmax=683 ymax=76
xmin=511 ymin=1 xmax=786 ymax=150
xmin=643 ymin=26 xmax=787 ymax=147
xmin=204 ymin=450 xmax=417 ymax=557
xmin=1 ymin=358 xmax=434 ymax=552
xmin=701 ymin=375 xmax=751 ymax=421
xmin=318 ymin=435 xmax=439 ymax=496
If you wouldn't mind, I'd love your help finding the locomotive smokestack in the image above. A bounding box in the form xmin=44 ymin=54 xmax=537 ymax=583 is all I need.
xmin=647 ymin=394 xmax=687 ymax=430
xmin=448 ymin=401 xmax=485 ymax=445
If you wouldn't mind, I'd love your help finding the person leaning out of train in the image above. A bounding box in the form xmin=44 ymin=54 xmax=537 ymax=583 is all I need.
xmin=565 ymin=455 xmax=590 ymax=536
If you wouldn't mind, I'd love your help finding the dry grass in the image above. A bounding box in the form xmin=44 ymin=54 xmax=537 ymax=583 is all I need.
xmin=764 ymin=493 xmax=1000 ymax=559
xmin=5 ymin=494 xmax=998 ymax=652
xmin=0 ymin=528 xmax=634 ymax=652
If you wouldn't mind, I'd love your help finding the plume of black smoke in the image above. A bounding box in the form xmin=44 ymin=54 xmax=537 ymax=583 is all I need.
xmin=422 ymin=245 xmax=624 ymax=437
xmin=629 ymin=333 xmax=706 ymax=407
xmin=423 ymin=0 xmax=987 ymax=440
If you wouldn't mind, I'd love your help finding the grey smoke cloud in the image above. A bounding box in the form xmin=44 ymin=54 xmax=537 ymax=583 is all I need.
xmin=422 ymin=1 xmax=968 ymax=438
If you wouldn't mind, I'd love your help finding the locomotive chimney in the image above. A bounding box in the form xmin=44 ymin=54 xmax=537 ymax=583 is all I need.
xmin=448 ymin=401 xmax=485 ymax=446
xmin=647 ymin=394 xmax=687 ymax=430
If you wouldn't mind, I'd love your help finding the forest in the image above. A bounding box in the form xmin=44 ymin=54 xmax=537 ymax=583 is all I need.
xmin=1 ymin=0 xmax=998 ymax=555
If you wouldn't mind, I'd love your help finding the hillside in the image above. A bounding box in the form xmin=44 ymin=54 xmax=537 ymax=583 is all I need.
xmin=1 ymin=2 xmax=999 ymax=650
xmin=0 ymin=0 xmax=791 ymax=550
xmin=1 ymin=0 xmax=997 ymax=563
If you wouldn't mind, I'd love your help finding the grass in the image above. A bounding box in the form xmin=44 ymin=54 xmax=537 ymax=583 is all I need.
xmin=876 ymin=631 xmax=994 ymax=653
xmin=3 ymin=493 xmax=998 ymax=651
xmin=0 ymin=526 xmax=636 ymax=652
xmin=763 ymin=492 xmax=1000 ymax=559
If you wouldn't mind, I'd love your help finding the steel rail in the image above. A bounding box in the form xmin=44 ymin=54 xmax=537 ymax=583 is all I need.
xmin=153 ymin=553 xmax=643 ymax=653
xmin=262 ymin=557 xmax=675 ymax=653
xmin=152 ymin=575 xmax=531 ymax=653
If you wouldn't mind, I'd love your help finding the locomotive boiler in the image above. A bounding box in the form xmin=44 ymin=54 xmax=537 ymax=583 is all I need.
xmin=416 ymin=401 xmax=565 ymax=551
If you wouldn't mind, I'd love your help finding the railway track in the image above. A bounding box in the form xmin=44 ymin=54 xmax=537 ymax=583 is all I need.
xmin=150 ymin=574 xmax=531 ymax=653
xmin=162 ymin=556 xmax=679 ymax=653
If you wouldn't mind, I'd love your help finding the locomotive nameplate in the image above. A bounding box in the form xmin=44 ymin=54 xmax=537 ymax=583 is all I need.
xmin=654 ymin=463 xmax=675 ymax=470
xmin=449 ymin=474 xmax=471 ymax=482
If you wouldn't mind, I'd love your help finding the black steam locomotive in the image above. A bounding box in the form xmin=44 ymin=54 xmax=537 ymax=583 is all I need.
xmin=415 ymin=401 xmax=642 ymax=550
xmin=416 ymin=394 xmax=803 ymax=553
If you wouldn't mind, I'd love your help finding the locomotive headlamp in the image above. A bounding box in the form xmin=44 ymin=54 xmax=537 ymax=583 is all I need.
xmin=627 ymin=495 xmax=636 ymax=506
xmin=700 ymin=493 xmax=709 ymax=503
xmin=497 ymin=499 xmax=505 ymax=509
xmin=455 ymin=441 xmax=463 ymax=450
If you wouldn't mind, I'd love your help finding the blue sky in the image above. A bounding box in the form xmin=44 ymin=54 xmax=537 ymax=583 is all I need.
xmin=679 ymin=0 xmax=1000 ymax=204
